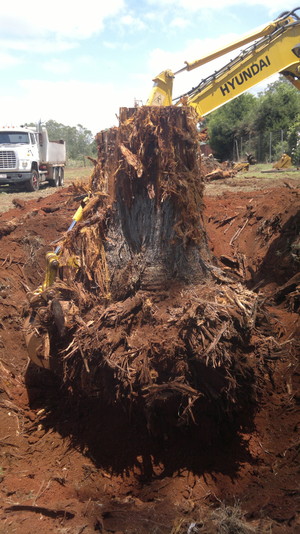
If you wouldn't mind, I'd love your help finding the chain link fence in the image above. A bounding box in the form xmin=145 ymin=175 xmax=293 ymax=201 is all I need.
xmin=233 ymin=130 xmax=289 ymax=163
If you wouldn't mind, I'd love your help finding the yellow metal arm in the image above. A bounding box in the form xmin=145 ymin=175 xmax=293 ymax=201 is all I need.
xmin=147 ymin=8 xmax=300 ymax=113
xmin=186 ymin=24 xmax=300 ymax=117
xmin=42 ymin=252 xmax=60 ymax=290
xmin=281 ymin=60 xmax=300 ymax=89
xmin=184 ymin=15 xmax=295 ymax=72
xmin=147 ymin=70 xmax=174 ymax=107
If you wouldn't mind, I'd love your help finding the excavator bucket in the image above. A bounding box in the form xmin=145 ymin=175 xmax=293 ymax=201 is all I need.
xmin=233 ymin=162 xmax=249 ymax=172
xmin=24 ymin=286 xmax=74 ymax=365
xmin=273 ymin=153 xmax=292 ymax=169
xmin=24 ymin=314 xmax=51 ymax=369
xmin=23 ymin=195 xmax=93 ymax=369
xmin=23 ymin=252 xmax=60 ymax=369
xmin=24 ymin=294 xmax=77 ymax=370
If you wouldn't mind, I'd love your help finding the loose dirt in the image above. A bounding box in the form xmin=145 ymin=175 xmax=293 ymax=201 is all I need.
xmin=0 ymin=166 xmax=91 ymax=214
xmin=0 ymin=173 xmax=299 ymax=533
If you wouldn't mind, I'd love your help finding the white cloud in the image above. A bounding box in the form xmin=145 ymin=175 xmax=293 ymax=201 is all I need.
xmin=43 ymin=59 xmax=72 ymax=75
xmin=0 ymin=38 xmax=78 ymax=54
xmin=0 ymin=79 xmax=138 ymax=134
xmin=143 ymin=12 xmax=158 ymax=22
xmin=0 ymin=0 xmax=125 ymax=40
xmin=103 ymin=41 xmax=119 ymax=50
xmin=77 ymin=56 xmax=96 ymax=67
xmin=146 ymin=0 xmax=296 ymax=15
xmin=170 ymin=17 xmax=190 ymax=29
xmin=103 ymin=40 xmax=132 ymax=51
xmin=0 ymin=52 xmax=22 ymax=68
xmin=120 ymin=14 xmax=146 ymax=31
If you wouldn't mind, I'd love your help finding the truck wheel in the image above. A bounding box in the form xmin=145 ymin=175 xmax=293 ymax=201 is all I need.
xmin=59 ymin=168 xmax=64 ymax=186
xmin=50 ymin=167 xmax=60 ymax=187
xmin=25 ymin=170 xmax=40 ymax=192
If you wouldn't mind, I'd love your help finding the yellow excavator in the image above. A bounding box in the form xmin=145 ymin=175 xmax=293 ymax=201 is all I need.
xmin=147 ymin=7 xmax=300 ymax=117
xmin=24 ymin=8 xmax=300 ymax=367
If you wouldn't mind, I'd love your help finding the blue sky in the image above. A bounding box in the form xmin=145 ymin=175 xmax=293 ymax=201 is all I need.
xmin=0 ymin=1 xmax=297 ymax=134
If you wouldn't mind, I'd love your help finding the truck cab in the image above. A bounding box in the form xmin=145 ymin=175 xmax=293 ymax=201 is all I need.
xmin=0 ymin=125 xmax=66 ymax=192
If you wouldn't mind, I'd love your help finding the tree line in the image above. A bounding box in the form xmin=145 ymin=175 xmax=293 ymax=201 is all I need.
xmin=24 ymin=120 xmax=97 ymax=162
xmin=205 ymin=77 xmax=300 ymax=163
xmin=45 ymin=120 xmax=97 ymax=162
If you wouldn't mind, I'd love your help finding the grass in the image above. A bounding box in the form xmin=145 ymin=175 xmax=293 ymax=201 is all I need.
xmin=63 ymin=165 xmax=92 ymax=184
xmin=205 ymin=162 xmax=300 ymax=195
xmin=238 ymin=162 xmax=300 ymax=179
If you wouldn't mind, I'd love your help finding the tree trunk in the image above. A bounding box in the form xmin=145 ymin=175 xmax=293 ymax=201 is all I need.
xmin=90 ymin=106 xmax=211 ymax=297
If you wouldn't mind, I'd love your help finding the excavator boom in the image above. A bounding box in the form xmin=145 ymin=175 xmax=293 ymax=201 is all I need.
xmin=147 ymin=8 xmax=300 ymax=115
xmin=186 ymin=25 xmax=300 ymax=117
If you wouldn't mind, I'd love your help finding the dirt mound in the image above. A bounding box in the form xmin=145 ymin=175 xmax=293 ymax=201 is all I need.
xmin=205 ymin=185 xmax=300 ymax=294
xmin=201 ymin=154 xmax=236 ymax=180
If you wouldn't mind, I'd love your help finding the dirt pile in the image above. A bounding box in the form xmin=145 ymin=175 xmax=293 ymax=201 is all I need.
xmin=201 ymin=154 xmax=245 ymax=181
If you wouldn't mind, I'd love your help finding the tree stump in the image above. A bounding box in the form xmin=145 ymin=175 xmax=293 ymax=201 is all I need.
xmin=90 ymin=106 xmax=211 ymax=297
xmin=28 ymin=106 xmax=262 ymax=437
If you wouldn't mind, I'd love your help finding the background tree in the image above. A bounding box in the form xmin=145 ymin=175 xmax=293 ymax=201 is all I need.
xmin=205 ymin=77 xmax=300 ymax=162
xmin=253 ymin=79 xmax=300 ymax=133
xmin=24 ymin=120 xmax=97 ymax=162
xmin=250 ymin=79 xmax=300 ymax=162
xmin=287 ymin=115 xmax=300 ymax=165
xmin=206 ymin=93 xmax=257 ymax=160
xmin=45 ymin=120 xmax=97 ymax=161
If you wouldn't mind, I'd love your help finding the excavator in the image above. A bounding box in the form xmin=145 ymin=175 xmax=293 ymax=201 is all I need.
xmin=24 ymin=7 xmax=300 ymax=367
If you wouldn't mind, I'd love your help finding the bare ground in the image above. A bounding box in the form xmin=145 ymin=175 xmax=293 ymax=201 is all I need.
xmin=0 ymin=166 xmax=91 ymax=213
xmin=0 ymin=171 xmax=299 ymax=534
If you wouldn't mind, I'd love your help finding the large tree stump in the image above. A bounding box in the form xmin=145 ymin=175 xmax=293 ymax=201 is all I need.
xmin=28 ymin=106 xmax=262 ymax=437
xmin=89 ymin=106 xmax=211 ymax=297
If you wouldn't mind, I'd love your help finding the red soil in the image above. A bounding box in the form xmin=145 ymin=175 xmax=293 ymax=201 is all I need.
xmin=0 ymin=182 xmax=299 ymax=533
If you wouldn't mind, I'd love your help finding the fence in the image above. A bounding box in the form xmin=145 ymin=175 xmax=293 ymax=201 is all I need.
xmin=233 ymin=129 xmax=289 ymax=163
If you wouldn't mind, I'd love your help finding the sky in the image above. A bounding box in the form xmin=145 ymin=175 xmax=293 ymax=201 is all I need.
xmin=0 ymin=0 xmax=298 ymax=135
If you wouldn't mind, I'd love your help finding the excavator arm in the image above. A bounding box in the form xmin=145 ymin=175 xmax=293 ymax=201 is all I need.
xmin=147 ymin=8 xmax=300 ymax=116
xmin=185 ymin=26 xmax=300 ymax=117
xmin=281 ymin=60 xmax=300 ymax=90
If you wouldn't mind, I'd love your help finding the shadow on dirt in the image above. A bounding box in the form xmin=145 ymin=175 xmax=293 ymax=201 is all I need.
xmin=251 ymin=210 xmax=300 ymax=290
xmin=25 ymin=362 xmax=257 ymax=482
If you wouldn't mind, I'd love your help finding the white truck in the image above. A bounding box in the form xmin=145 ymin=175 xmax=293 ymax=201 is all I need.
xmin=0 ymin=124 xmax=66 ymax=192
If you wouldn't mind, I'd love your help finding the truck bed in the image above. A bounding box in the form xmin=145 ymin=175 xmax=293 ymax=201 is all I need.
xmin=40 ymin=140 xmax=66 ymax=164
